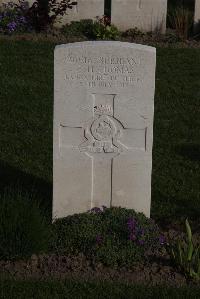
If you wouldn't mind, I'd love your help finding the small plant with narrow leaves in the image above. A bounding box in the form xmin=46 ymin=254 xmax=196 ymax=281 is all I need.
xmin=52 ymin=207 xmax=164 ymax=268
xmin=168 ymin=6 xmax=193 ymax=40
xmin=167 ymin=219 xmax=200 ymax=280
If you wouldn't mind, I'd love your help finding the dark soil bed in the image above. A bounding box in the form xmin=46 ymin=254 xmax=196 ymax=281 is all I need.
xmin=0 ymin=248 xmax=199 ymax=287
xmin=1 ymin=224 xmax=199 ymax=287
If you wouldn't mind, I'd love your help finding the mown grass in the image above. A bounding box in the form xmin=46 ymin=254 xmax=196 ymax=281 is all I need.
xmin=0 ymin=41 xmax=54 ymax=217
xmin=0 ymin=279 xmax=200 ymax=299
xmin=0 ymin=40 xmax=199 ymax=226
xmin=153 ymin=48 xmax=200 ymax=223
xmin=0 ymin=188 xmax=50 ymax=260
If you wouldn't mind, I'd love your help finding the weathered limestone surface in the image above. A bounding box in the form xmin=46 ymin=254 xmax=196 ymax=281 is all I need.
xmin=57 ymin=0 xmax=104 ymax=26
xmin=111 ymin=0 xmax=167 ymax=33
xmin=53 ymin=41 xmax=156 ymax=219
xmin=194 ymin=0 xmax=200 ymax=33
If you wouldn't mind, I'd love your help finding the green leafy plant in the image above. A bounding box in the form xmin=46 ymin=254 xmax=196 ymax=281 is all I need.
xmin=122 ymin=27 xmax=144 ymax=41
xmin=167 ymin=219 xmax=200 ymax=280
xmin=61 ymin=19 xmax=93 ymax=38
xmin=61 ymin=16 xmax=119 ymax=40
xmin=92 ymin=16 xmax=119 ymax=40
xmin=51 ymin=207 xmax=164 ymax=268
xmin=164 ymin=31 xmax=183 ymax=43
xmin=0 ymin=188 xmax=50 ymax=260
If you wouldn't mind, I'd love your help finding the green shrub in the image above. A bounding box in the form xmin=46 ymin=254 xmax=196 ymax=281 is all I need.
xmin=122 ymin=27 xmax=145 ymax=40
xmin=61 ymin=17 xmax=119 ymax=40
xmin=52 ymin=207 xmax=164 ymax=268
xmin=61 ymin=19 xmax=94 ymax=38
xmin=92 ymin=16 xmax=119 ymax=40
xmin=164 ymin=32 xmax=183 ymax=43
xmin=0 ymin=188 xmax=50 ymax=260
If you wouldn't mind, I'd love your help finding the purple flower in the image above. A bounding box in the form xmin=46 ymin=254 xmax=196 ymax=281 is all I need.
xmin=138 ymin=239 xmax=145 ymax=245
xmin=89 ymin=207 xmax=102 ymax=214
xmin=127 ymin=217 xmax=137 ymax=230
xmin=96 ymin=235 xmax=103 ymax=245
xmin=129 ymin=232 xmax=136 ymax=241
xmin=7 ymin=21 xmax=17 ymax=32
xmin=136 ymin=228 xmax=145 ymax=236
xmin=89 ymin=206 xmax=107 ymax=214
xmin=159 ymin=235 xmax=165 ymax=245
xmin=19 ymin=16 xmax=26 ymax=23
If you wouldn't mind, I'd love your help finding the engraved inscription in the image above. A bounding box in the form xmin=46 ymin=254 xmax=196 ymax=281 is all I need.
xmin=64 ymin=53 xmax=142 ymax=88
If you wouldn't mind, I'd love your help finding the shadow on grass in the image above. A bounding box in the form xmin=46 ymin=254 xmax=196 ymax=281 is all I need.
xmin=151 ymin=188 xmax=200 ymax=230
xmin=0 ymin=160 xmax=52 ymax=220
xmin=175 ymin=143 xmax=200 ymax=162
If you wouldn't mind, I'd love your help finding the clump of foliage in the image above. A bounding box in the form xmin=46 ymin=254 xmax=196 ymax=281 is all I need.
xmin=51 ymin=207 xmax=165 ymax=268
xmin=61 ymin=19 xmax=94 ymax=38
xmin=0 ymin=1 xmax=30 ymax=34
xmin=164 ymin=31 xmax=183 ymax=43
xmin=122 ymin=27 xmax=144 ymax=41
xmin=61 ymin=16 xmax=119 ymax=40
xmin=168 ymin=6 xmax=193 ymax=40
xmin=167 ymin=219 xmax=200 ymax=280
xmin=92 ymin=16 xmax=119 ymax=40
xmin=0 ymin=188 xmax=50 ymax=260
xmin=0 ymin=0 xmax=77 ymax=33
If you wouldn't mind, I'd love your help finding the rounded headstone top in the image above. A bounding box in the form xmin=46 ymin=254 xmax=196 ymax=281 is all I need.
xmin=55 ymin=41 xmax=156 ymax=54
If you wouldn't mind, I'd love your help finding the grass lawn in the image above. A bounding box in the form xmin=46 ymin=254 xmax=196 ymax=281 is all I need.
xmin=0 ymin=39 xmax=200 ymax=296
xmin=0 ymin=40 xmax=199 ymax=224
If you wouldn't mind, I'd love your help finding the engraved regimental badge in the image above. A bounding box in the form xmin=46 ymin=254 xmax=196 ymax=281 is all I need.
xmin=79 ymin=94 xmax=124 ymax=156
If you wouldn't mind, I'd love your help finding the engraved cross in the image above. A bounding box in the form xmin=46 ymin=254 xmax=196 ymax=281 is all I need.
xmin=60 ymin=94 xmax=147 ymax=209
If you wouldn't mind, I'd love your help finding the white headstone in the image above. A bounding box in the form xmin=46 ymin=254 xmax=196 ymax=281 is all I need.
xmin=57 ymin=0 xmax=104 ymax=26
xmin=111 ymin=0 xmax=167 ymax=33
xmin=53 ymin=41 xmax=156 ymax=219
xmin=194 ymin=0 xmax=200 ymax=33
